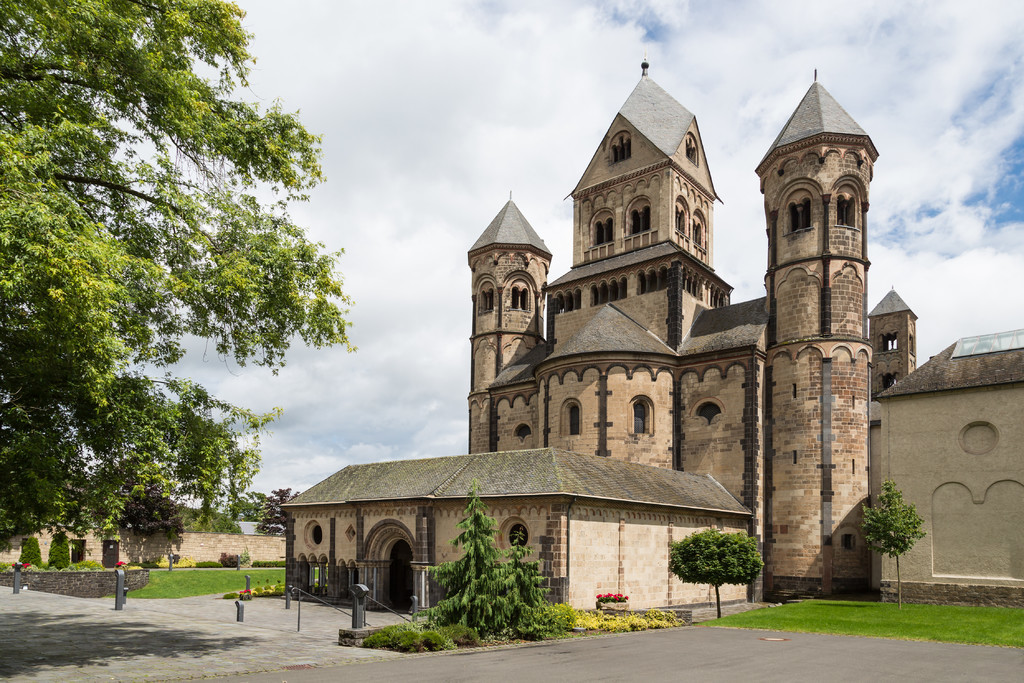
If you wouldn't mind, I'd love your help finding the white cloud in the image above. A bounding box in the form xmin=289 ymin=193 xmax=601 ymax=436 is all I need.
xmin=173 ymin=0 xmax=1024 ymax=494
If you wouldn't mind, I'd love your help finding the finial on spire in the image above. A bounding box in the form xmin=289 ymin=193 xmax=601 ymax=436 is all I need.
xmin=641 ymin=50 xmax=649 ymax=78
xmin=814 ymin=68 xmax=818 ymax=82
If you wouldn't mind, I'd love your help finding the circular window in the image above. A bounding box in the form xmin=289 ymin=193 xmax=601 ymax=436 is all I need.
xmin=509 ymin=523 xmax=529 ymax=546
xmin=959 ymin=422 xmax=998 ymax=455
xmin=305 ymin=521 xmax=323 ymax=546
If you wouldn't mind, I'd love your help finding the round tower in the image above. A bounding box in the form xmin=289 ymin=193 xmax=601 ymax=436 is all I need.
xmin=756 ymin=82 xmax=879 ymax=596
xmin=467 ymin=200 xmax=551 ymax=453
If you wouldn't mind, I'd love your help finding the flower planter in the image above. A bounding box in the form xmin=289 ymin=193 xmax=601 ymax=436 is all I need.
xmin=597 ymin=601 xmax=629 ymax=612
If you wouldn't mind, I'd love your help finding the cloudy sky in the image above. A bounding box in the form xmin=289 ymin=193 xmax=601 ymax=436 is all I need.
xmin=187 ymin=0 xmax=1024 ymax=495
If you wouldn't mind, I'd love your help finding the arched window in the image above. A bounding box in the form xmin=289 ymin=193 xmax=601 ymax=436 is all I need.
xmin=789 ymin=198 xmax=812 ymax=231
xmin=574 ymin=289 xmax=581 ymax=310
xmin=594 ymin=217 xmax=614 ymax=245
xmin=515 ymin=424 xmax=532 ymax=441
xmin=638 ymin=271 xmax=647 ymax=294
xmin=882 ymin=373 xmax=898 ymax=389
xmin=632 ymin=400 xmax=649 ymax=434
xmin=568 ymin=404 xmax=580 ymax=435
xmin=554 ymin=294 xmax=565 ymax=314
xmin=591 ymin=286 xmax=599 ymax=306
xmin=696 ymin=402 xmax=722 ymax=424
xmin=692 ymin=218 xmax=703 ymax=248
xmin=881 ymin=333 xmax=898 ymax=351
xmin=509 ymin=523 xmax=529 ymax=546
xmin=609 ymin=279 xmax=619 ymax=301
xmin=630 ymin=209 xmax=641 ymax=234
xmin=836 ymin=195 xmax=854 ymax=226
xmin=480 ymin=289 xmax=494 ymax=312
xmin=685 ymin=135 xmax=698 ymax=165
xmin=611 ymin=134 xmax=632 ymax=163
xmin=676 ymin=208 xmax=687 ymax=236
xmin=510 ymin=287 xmax=520 ymax=310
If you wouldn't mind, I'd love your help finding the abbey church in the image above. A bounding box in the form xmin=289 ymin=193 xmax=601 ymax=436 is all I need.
xmin=284 ymin=63 xmax=937 ymax=611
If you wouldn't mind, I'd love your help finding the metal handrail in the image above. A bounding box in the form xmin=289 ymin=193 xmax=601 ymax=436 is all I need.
xmin=290 ymin=586 xmax=352 ymax=633
xmin=365 ymin=594 xmax=411 ymax=622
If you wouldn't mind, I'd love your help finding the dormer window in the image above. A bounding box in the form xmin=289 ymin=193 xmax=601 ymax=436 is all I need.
xmin=611 ymin=134 xmax=632 ymax=163
xmin=685 ymin=134 xmax=698 ymax=166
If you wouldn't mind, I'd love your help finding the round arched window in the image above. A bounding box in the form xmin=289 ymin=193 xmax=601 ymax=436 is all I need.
xmin=509 ymin=523 xmax=529 ymax=546
xmin=696 ymin=402 xmax=722 ymax=424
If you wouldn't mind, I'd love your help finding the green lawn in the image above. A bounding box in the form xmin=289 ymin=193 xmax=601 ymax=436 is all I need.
xmin=707 ymin=600 xmax=1024 ymax=648
xmin=127 ymin=568 xmax=285 ymax=599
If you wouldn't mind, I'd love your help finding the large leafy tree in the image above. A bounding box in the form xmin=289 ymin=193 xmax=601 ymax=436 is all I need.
xmin=862 ymin=479 xmax=926 ymax=609
xmin=669 ymin=528 xmax=763 ymax=619
xmin=256 ymin=487 xmax=296 ymax=535
xmin=118 ymin=481 xmax=185 ymax=539
xmin=0 ymin=0 xmax=351 ymax=541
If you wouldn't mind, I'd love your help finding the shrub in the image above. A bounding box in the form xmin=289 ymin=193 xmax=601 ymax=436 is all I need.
xmin=139 ymin=562 xmax=161 ymax=569
xmin=252 ymin=560 xmax=286 ymax=567
xmin=223 ymin=593 xmax=239 ymax=600
xmin=571 ymin=608 xmax=680 ymax=633
xmin=196 ymin=561 xmax=222 ymax=568
xmin=219 ymin=552 xmax=239 ymax=568
xmin=437 ymin=624 xmax=481 ymax=647
xmin=19 ymin=537 xmax=43 ymax=566
xmin=240 ymin=549 xmax=252 ymax=567
xmin=48 ymin=533 xmax=71 ymax=569
xmin=362 ymin=623 xmax=422 ymax=650
xmin=72 ymin=560 xmax=105 ymax=570
xmin=420 ymin=630 xmax=455 ymax=651
xmin=517 ymin=603 xmax=577 ymax=640
xmin=156 ymin=555 xmax=196 ymax=568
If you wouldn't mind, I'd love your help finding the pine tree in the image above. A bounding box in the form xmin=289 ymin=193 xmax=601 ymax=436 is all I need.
xmin=428 ymin=485 xmax=505 ymax=635
xmin=502 ymin=536 xmax=548 ymax=633
xmin=862 ymin=479 xmax=925 ymax=609
xmin=18 ymin=537 xmax=42 ymax=566
xmin=48 ymin=532 xmax=71 ymax=569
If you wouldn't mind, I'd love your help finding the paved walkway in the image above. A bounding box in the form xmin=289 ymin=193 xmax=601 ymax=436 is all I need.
xmin=0 ymin=588 xmax=407 ymax=681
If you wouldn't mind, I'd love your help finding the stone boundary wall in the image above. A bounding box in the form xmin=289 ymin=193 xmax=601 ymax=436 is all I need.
xmin=0 ymin=569 xmax=149 ymax=598
xmin=1 ymin=531 xmax=285 ymax=565
xmin=880 ymin=581 xmax=1024 ymax=608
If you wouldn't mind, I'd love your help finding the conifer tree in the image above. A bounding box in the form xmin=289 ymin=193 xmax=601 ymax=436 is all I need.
xmin=502 ymin=533 xmax=547 ymax=632
xmin=18 ymin=536 xmax=42 ymax=566
xmin=862 ymin=479 xmax=925 ymax=609
xmin=429 ymin=485 xmax=505 ymax=635
xmin=48 ymin=532 xmax=71 ymax=569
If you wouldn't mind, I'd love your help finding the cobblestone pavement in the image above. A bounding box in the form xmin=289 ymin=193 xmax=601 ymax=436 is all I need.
xmin=0 ymin=588 xmax=406 ymax=681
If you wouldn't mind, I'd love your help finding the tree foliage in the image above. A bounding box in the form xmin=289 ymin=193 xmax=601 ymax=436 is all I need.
xmin=181 ymin=506 xmax=240 ymax=534
xmin=18 ymin=536 xmax=42 ymax=566
xmin=256 ymin=488 xmax=296 ymax=535
xmin=48 ymin=531 xmax=71 ymax=569
xmin=429 ymin=486 xmax=547 ymax=637
xmin=669 ymin=528 xmax=763 ymax=618
xmin=0 ymin=0 xmax=352 ymax=540
xmin=119 ymin=481 xmax=185 ymax=538
xmin=862 ymin=479 xmax=926 ymax=608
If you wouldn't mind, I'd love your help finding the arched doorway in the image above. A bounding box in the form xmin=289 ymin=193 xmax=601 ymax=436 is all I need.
xmin=389 ymin=540 xmax=414 ymax=609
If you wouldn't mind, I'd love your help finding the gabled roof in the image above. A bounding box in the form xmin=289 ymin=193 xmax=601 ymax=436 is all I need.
xmin=546 ymin=304 xmax=675 ymax=361
xmin=869 ymin=289 xmax=916 ymax=318
xmin=469 ymin=200 xmax=551 ymax=256
xmin=760 ymin=82 xmax=870 ymax=167
xmin=679 ymin=297 xmax=768 ymax=355
xmin=879 ymin=341 xmax=1024 ymax=398
xmin=619 ymin=76 xmax=695 ymax=157
xmin=287 ymin=448 xmax=749 ymax=515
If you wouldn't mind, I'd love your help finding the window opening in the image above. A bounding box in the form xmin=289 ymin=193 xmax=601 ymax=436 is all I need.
xmin=789 ymin=198 xmax=812 ymax=231
xmin=633 ymin=401 xmax=648 ymax=434
xmin=836 ymin=196 xmax=853 ymax=226
xmin=696 ymin=402 xmax=722 ymax=424
xmin=509 ymin=523 xmax=529 ymax=546
xmin=685 ymin=136 xmax=698 ymax=165
xmin=569 ymin=405 xmax=580 ymax=435
xmin=515 ymin=424 xmax=532 ymax=441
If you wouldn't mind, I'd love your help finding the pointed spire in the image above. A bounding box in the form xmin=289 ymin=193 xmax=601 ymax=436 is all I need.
xmin=469 ymin=199 xmax=551 ymax=256
xmin=869 ymin=289 xmax=916 ymax=318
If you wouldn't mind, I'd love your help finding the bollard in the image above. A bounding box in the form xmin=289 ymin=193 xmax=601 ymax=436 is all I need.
xmin=295 ymin=588 xmax=302 ymax=632
xmin=245 ymin=574 xmax=250 ymax=592
xmin=236 ymin=554 xmax=241 ymax=571
xmin=350 ymin=583 xmax=369 ymax=629
xmin=114 ymin=569 xmax=126 ymax=611
xmin=235 ymin=600 xmax=244 ymax=622
xmin=167 ymin=553 xmax=174 ymax=572
xmin=12 ymin=562 xmax=21 ymax=594
xmin=410 ymin=595 xmax=418 ymax=619
xmin=284 ymin=585 xmax=291 ymax=610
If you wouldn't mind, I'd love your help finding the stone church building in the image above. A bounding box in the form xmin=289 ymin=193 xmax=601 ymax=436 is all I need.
xmin=285 ymin=63 xmax=894 ymax=610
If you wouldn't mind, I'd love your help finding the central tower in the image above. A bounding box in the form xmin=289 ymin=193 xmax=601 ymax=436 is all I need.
xmin=757 ymin=82 xmax=878 ymax=595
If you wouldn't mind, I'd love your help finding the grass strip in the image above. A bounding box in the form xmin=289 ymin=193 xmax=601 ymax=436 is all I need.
xmin=127 ymin=568 xmax=285 ymax=599
xmin=707 ymin=600 xmax=1024 ymax=648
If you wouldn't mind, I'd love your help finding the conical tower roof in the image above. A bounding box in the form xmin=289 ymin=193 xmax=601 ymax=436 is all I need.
xmin=869 ymin=289 xmax=917 ymax=318
xmin=469 ymin=200 xmax=551 ymax=256
xmin=759 ymin=82 xmax=874 ymax=169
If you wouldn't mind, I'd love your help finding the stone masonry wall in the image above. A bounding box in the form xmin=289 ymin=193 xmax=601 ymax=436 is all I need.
xmin=880 ymin=581 xmax=1024 ymax=608
xmin=0 ymin=569 xmax=149 ymax=598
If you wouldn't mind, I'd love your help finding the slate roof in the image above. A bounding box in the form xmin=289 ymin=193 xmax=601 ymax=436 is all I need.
xmin=760 ymin=82 xmax=869 ymax=166
xmin=869 ymin=289 xmax=916 ymax=318
xmin=679 ymin=297 xmax=768 ymax=355
xmin=287 ymin=448 xmax=749 ymax=514
xmin=548 ymin=242 xmax=715 ymax=288
xmin=546 ymin=304 xmax=676 ymax=362
xmin=470 ymin=200 xmax=551 ymax=256
xmin=490 ymin=343 xmax=550 ymax=388
xmin=618 ymin=76 xmax=696 ymax=157
xmin=878 ymin=342 xmax=1024 ymax=398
